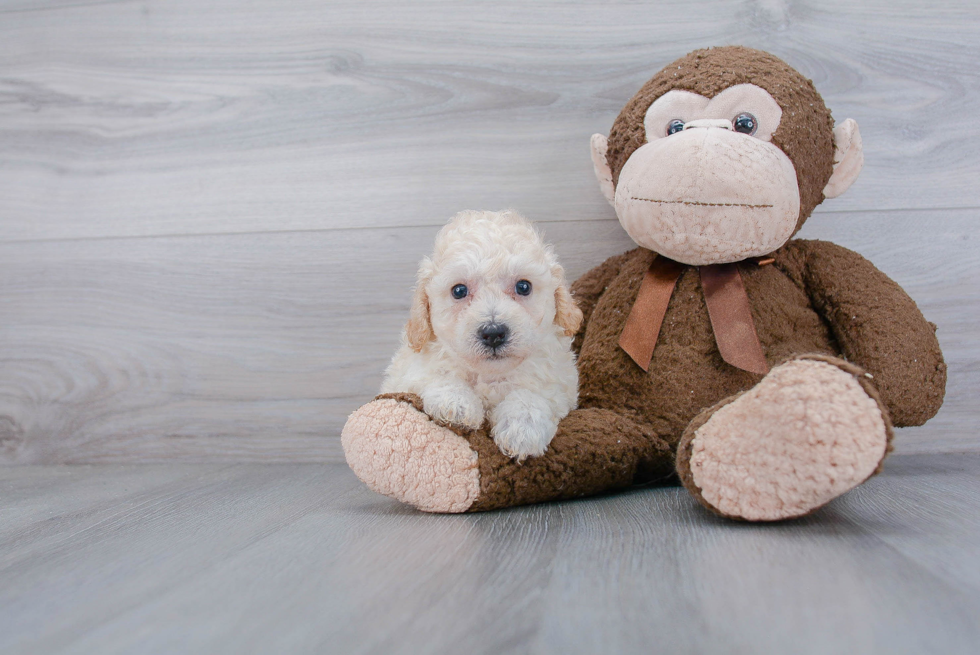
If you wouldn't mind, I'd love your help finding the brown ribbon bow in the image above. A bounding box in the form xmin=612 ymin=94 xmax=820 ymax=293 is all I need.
xmin=619 ymin=255 xmax=769 ymax=375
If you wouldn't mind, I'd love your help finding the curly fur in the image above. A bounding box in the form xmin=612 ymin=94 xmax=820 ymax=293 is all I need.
xmin=380 ymin=210 xmax=583 ymax=460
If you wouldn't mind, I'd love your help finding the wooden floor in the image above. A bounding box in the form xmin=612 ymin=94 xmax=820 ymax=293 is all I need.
xmin=1 ymin=453 xmax=978 ymax=654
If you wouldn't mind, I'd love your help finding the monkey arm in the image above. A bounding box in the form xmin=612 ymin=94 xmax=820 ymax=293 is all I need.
xmin=569 ymin=249 xmax=636 ymax=355
xmin=779 ymin=239 xmax=946 ymax=427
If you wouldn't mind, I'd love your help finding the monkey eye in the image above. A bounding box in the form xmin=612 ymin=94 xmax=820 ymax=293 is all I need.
xmin=515 ymin=280 xmax=532 ymax=296
xmin=666 ymin=119 xmax=685 ymax=136
xmin=733 ymin=113 xmax=758 ymax=135
xmin=451 ymin=284 xmax=468 ymax=300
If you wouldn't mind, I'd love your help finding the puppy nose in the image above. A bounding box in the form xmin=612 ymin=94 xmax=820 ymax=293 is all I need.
xmin=478 ymin=323 xmax=509 ymax=349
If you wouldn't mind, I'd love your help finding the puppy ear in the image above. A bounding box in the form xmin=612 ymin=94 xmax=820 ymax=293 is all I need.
xmin=554 ymin=282 xmax=584 ymax=337
xmin=406 ymin=261 xmax=435 ymax=352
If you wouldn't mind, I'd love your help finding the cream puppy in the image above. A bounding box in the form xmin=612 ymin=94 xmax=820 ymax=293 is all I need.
xmin=381 ymin=210 xmax=583 ymax=461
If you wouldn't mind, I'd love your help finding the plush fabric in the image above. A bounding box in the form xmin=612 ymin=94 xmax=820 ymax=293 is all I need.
xmin=643 ymin=85 xmax=784 ymax=144
xmin=342 ymin=395 xmax=481 ymax=513
xmin=573 ymin=241 xmax=945 ymax=447
xmin=605 ymin=47 xmax=835 ymax=233
xmin=824 ymin=119 xmax=863 ymax=199
xmin=341 ymin=46 xmax=946 ymax=521
xmin=681 ymin=357 xmax=889 ymax=521
xmin=614 ymin=115 xmax=801 ymax=264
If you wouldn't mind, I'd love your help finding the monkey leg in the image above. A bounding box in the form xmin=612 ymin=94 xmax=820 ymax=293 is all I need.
xmin=341 ymin=393 xmax=672 ymax=513
xmin=675 ymin=355 xmax=893 ymax=521
xmin=341 ymin=394 xmax=481 ymax=513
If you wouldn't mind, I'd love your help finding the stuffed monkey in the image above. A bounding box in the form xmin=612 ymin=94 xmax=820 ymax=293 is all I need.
xmin=342 ymin=46 xmax=946 ymax=521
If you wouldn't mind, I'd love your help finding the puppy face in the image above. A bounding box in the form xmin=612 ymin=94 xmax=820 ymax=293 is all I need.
xmin=406 ymin=210 xmax=582 ymax=372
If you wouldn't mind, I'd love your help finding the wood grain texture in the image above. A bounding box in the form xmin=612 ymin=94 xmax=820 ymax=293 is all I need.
xmin=1 ymin=0 xmax=979 ymax=241
xmin=0 ymin=0 xmax=978 ymax=462
xmin=1 ymin=211 xmax=975 ymax=463
xmin=1 ymin=455 xmax=978 ymax=654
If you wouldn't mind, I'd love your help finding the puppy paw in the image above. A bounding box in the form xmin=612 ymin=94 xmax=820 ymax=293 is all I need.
xmin=490 ymin=390 xmax=560 ymax=461
xmin=422 ymin=384 xmax=485 ymax=430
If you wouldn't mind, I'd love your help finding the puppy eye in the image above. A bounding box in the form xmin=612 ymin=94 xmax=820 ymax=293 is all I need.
xmin=515 ymin=280 xmax=532 ymax=296
xmin=666 ymin=119 xmax=685 ymax=136
xmin=451 ymin=284 xmax=468 ymax=300
xmin=733 ymin=113 xmax=757 ymax=136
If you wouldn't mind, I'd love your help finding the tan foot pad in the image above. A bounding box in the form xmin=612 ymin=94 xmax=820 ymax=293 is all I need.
xmin=341 ymin=398 xmax=481 ymax=513
xmin=689 ymin=359 xmax=888 ymax=521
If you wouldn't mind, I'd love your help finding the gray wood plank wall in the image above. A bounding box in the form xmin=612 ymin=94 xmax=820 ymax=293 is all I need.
xmin=2 ymin=0 xmax=978 ymax=463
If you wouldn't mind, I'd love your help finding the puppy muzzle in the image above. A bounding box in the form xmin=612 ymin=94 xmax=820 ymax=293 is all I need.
xmin=476 ymin=322 xmax=510 ymax=355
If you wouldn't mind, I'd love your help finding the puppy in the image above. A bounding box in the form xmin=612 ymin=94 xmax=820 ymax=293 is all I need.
xmin=381 ymin=210 xmax=583 ymax=461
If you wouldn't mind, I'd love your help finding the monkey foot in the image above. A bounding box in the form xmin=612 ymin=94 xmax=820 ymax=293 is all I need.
xmin=677 ymin=356 xmax=891 ymax=521
xmin=341 ymin=394 xmax=481 ymax=513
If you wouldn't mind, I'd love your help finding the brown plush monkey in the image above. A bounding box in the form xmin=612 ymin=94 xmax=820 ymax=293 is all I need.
xmin=342 ymin=47 xmax=946 ymax=521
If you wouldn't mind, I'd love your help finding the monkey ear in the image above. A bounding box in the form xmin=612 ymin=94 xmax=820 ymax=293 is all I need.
xmin=405 ymin=266 xmax=435 ymax=352
xmin=823 ymin=119 xmax=864 ymax=199
xmin=590 ymin=133 xmax=616 ymax=207
xmin=554 ymin=282 xmax=584 ymax=337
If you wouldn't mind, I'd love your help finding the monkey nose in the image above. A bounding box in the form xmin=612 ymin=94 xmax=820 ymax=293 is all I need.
xmin=478 ymin=323 xmax=510 ymax=350
xmin=683 ymin=118 xmax=733 ymax=131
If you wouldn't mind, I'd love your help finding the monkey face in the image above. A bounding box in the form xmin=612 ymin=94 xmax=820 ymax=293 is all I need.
xmin=613 ymin=84 xmax=800 ymax=266
xmin=591 ymin=47 xmax=864 ymax=266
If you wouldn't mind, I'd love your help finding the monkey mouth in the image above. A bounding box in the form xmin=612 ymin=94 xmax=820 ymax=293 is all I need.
xmin=630 ymin=197 xmax=774 ymax=209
